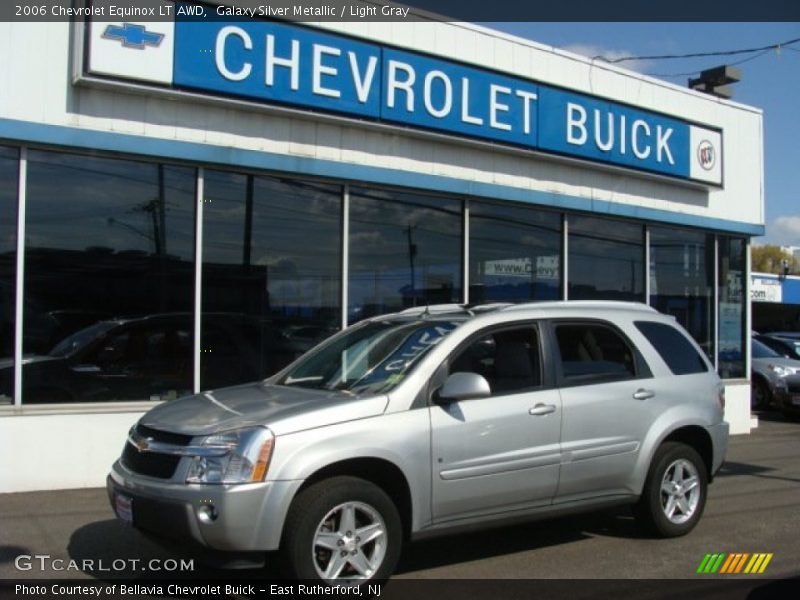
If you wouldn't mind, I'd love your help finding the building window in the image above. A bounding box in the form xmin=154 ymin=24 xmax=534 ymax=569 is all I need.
xmin=22 ymin=150 xmax=195 ymax=403
xmin=202 ymin=171 xmax=341 ymax=389
xmin=348 ymin=187 xmax=462 ymax=321
xmin=468 ymin=201 xmax=561 ymax=303
xmin=568 ymin=215 xmax=644 ymax=301
xmin=718 ymin=236 xmax=746 ymax=378
xmin=649 ymin=226 xmax=714 ymax=361
xmin=0 ymin=146 xmax=18 ymax=405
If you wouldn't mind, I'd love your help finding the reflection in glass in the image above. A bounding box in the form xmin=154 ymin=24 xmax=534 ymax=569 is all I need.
xmin=568 ymin=215 xmax=644 ymax=301
xmin=349 ymin=188 xmax=462 ymax=321
xmin=718 ymin=237 xmax=746 ymax=378
xmin=21 ymin=150 xmax=195 ymax=403
xmin=279 ymin=319 xmax=459 ymax=395
xmin=649 ymin=227 xmax=714 ymax=361
xmin=0 ymin=146 xmax=18 ymax=405
xmin=469 ymin=201 xmax=561 ymax=303
xmin=202 ymin=171 xmax=341 ymax=389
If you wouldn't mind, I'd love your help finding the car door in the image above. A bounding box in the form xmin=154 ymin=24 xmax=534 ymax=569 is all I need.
xmin=430 ymin=323 xmax=562 ymax=522
xmin=550 ymin=319 xmax=656 ymax=502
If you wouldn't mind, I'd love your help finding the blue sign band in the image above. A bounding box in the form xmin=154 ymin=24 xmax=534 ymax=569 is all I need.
xmin=171 ymin=8 xmax=713 ymax=184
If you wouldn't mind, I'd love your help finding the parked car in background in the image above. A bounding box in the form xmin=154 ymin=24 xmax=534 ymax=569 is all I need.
xmin=767 ymin=332 xmax=800 ymax=340
xmin=109 ymin=301 xmax=728 ymax=583
xmin=0 ymin=312 xmax=308 ymax=404
xmin=755 ymin=334 xmax=800 ymax=361
xmin=751 ymin=338 xmax=800 ymax=410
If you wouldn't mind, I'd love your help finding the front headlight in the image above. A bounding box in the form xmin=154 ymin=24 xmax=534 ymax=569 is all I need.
xmin=186 ymin=426 xmax=274 ymax=484
xmin=768 ymin=364 xmax=793 ymax=378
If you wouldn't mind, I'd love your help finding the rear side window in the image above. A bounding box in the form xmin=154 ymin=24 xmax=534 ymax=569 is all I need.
xmin=635 ymin=321 xmax=709 ymax=375
xmin=554 ymin=323 xmax=637 ymax=383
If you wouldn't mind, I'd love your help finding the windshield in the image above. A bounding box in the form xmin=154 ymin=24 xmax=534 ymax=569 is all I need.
xmin=752 ymin=339 xmax=780 ymax=359
xmin=278 ymin=319 xmax=459 ymax=395
xmin=49 ymin=321 xmax=119 ymax=357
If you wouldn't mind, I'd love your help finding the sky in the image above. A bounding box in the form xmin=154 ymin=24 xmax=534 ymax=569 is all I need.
xmin=482 ymin=22 xmax=800 ymax=247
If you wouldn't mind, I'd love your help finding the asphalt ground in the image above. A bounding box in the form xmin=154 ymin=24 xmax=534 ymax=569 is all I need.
xmin=1 ymin=412 xmax=798 ymax=599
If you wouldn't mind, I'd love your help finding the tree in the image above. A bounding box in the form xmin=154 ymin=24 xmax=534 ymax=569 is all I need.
xmin=751 ymin=245 xmax=796 ymax=275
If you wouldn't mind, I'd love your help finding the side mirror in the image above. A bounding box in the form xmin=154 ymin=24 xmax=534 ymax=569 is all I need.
xmin=437 ymin=372 xmax=491 ymax=403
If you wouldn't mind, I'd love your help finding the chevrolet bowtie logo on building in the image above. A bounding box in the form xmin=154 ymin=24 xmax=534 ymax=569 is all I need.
xmin=103 ymin=24 xmax=164 ymax=49
xmin=697 ymin=552 xmax=773 ymax=574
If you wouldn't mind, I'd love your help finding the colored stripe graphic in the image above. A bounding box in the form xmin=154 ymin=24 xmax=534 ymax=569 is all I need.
xmin=698 ymin=553 xmax=773 ymax=574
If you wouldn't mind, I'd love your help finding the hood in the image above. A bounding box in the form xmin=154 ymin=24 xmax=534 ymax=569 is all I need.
xmin=138 ymin=382 xmax=388 ymax=437
xmin=753 ymin=356 xmax=800 ymax=370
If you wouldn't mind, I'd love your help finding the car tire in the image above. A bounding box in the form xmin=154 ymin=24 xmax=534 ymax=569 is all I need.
xmin=281 ymin=476 xmax=402 ymax=583
xmin=751 ymin=377 xmax=771 ymax=410
xmin=633 ymin=442 xmax=707 ymax=538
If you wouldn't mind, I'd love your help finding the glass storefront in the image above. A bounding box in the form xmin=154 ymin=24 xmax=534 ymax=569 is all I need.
xmin=0 ymin=146 xmax=18 ymax=405
xmin=568 ymin=215 xmax=645 ymax=301
xmin=0 ymin=145 xmax=752 ymax=404
xmin=202 ymin=171 xmax=341 ymax=389
xmin=348 ymin=187 xmax=462 ymax=321
xmin=22 ymin=150 xmax=195 ymax=403
xmin=469 ymin=201 xmax=561 ymax=303
xmin=649 ymin=227 xmax=715 ymax=361
xmin=718 ymin=237 xmax=747 ymax=378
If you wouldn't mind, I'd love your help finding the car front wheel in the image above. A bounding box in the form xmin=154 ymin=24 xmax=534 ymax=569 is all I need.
xmin=634 ymin=442 xmax=708 ymax=537
xmin=281 ymin=476 xmax=402 ymax=583
xmin=751 ymin=377 xmax=771 ymax=409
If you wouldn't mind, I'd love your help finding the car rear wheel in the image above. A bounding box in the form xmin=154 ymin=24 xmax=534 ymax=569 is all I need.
xmin=634 ymin=442 xmax=707 ymax=537
xmin=281 ymin=476 xmax=402 ymax=583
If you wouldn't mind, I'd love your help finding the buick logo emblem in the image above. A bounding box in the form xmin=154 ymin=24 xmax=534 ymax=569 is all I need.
xmin=697 ymin=140 xmax=716 ymax=171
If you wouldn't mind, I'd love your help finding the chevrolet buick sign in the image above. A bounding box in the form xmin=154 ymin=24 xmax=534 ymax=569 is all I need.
xmin=85 ymin=3 xmax=723 ymax=186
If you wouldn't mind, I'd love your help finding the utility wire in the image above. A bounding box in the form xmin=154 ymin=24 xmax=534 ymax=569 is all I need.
xmin=593 ymin=36 xmax=800 ymax=64
xmin=647 ymin=47 xmax=778 ymax=79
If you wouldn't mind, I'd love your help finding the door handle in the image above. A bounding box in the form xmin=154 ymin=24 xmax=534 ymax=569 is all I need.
xmin=529 ymin=403 xmax=556 ymax=416
xmin=632 ymin=388 xmax=656 ymax=400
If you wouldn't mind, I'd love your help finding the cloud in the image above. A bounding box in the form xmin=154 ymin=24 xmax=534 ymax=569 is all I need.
xmin=560 ymin=44 xmax=654 ymax=74
xmin=761 ymin=215 xmax=800 ymax=246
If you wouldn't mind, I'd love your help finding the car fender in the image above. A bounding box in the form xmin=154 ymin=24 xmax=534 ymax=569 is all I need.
xmin=630 ymin=406 xmax=718 ymax=495
xmin=266 ymin=408 xmax=433 ymax=533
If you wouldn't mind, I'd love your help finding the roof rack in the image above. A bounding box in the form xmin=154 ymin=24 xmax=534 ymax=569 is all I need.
xmin=397 ymin=302 xmax=512 ymax=317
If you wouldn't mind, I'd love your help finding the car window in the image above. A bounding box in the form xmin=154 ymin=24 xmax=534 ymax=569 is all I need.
xmin=279 ymin=319 xmax=460 ymax=394
xmin=759 ymin=336 xmax=800 ymax=359
xmin=449 ymin=326 xmax=541 ymax=395
xmin=634 ymin=321 xmax=709 ymax=375
xmin=554 ymin=322 xmax=636 ymax=383
xmin=752 ymin=339 xmax=780 ymax=359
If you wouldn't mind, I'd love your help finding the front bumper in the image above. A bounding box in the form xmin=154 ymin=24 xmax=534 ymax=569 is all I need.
xmin=774 ymin=377 xmax=800 ymax=413
xmin=107 ymin=460 xmax=303 ymax=553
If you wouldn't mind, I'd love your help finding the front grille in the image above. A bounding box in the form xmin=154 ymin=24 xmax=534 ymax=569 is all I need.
xmin=135 ymin=424 xmax=194 ymax=446
xmin=120 ymin=424 xmax=194 ymax=479
xmin=121 ymin=443 xmax=181 ymax=479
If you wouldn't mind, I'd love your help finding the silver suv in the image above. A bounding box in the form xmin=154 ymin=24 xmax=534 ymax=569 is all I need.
xmin=108 ymin=301 xmax=728 ymax=582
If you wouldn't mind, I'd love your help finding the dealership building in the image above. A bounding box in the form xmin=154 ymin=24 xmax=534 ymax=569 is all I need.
xmin=0 ymin=2 xmax=764 ymax=492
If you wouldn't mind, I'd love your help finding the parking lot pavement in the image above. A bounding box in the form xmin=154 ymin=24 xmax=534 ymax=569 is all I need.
xmin=0 ymin=414 xmax=798 ymax=583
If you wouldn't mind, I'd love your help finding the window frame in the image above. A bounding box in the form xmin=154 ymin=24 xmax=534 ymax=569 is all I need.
xmin=428 ymin=320 xmax=555 ymax=404
xmin=546 ymin=318 xmax=652 ymax=388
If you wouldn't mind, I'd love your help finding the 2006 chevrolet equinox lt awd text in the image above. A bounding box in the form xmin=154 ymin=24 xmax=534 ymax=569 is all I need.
xmin=108 ymin=301 xmax=729 ymax=582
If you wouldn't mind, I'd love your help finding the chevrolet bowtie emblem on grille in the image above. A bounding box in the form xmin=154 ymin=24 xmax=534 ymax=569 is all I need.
xmin=103 ymin=23 xmax=164 ymax=49
xmin=132 ymin=435 xmax=153 ymax=452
